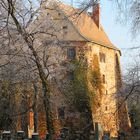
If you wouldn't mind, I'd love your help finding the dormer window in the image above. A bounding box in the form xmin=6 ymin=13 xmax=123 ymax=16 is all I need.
xmin=67 ymin=48 xmax=76 ymax=60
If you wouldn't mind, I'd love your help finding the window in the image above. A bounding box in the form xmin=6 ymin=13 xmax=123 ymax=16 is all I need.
xmin=105 ymin=106 xmax=108 ymax=111
xmin=67 ymin=48 xmax=76 ymax=60
xmin=98 ymin=102 xmax=101 ymax=107
xmin=103 ymin=74 xmax=105 ymax=84
xmin=106 ymin=90 xmax=108 ymax=95
xmin=62 ymin=26 xmax=68 ymax=29
xmin=99 ymin=52 xmax=106 ymax=63
xmin=67 ymin=71 xmax=74 ymax=81
xmin=58 ymin=106 xmax=65 ymax=120
xmin=62 ymin=26 xmax=68 ymax=35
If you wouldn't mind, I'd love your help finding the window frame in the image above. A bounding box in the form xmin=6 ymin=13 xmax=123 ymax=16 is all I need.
xmin=67 ymin=47 xmax=76 ymax=60
xmin=99 ymin=52 xmax=106 ymax=63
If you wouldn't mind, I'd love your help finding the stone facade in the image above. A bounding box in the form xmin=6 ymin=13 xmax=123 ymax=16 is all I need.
xmin=27 ymin=0 xmax=131 ymax=138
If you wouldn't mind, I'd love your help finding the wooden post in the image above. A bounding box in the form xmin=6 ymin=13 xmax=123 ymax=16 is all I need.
xmin=46 ymin=134 xmax=49 ymax=140
xmin=95 ymin=123 xmax=99 ymax=140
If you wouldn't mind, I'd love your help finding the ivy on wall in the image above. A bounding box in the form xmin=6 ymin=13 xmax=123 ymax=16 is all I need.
xmin=89 ymin=54 xmax=104 ymax=112
xmin=61 ymin=53 xmax=104 ymax=113
xmin=70 ymin=60 xmax=90 ymax=113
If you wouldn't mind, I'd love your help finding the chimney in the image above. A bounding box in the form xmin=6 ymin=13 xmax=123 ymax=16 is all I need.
xmin=92 ymin=3 xmax=100 ymax=28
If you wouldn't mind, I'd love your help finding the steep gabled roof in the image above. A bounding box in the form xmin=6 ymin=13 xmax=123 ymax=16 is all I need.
xmin=57 ymin=2 xmax=120 ymax=51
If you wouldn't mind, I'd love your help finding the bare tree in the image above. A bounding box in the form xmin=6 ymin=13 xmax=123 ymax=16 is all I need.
xmin=114 ymin=57 xmax=140 ymax=134
xmin=0 ymin=0 xmax=56 ymax=139
xmin=0 ymin=45 xmax=39 ymax=135
xmin=0 ymin=0 xmax=102 ymax=139
xmin=113 ymin=0 xmax=140 ymax=36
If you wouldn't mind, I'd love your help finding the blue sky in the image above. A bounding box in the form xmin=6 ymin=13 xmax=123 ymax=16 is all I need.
xmin=60 ymin=0 xmax=140 ymax=73
xmin=100 ymin=0 xmax=140 ymax=72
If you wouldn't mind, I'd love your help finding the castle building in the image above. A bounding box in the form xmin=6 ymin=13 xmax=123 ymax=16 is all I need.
xmin=28 ymin=0 xmax=131 ymax=138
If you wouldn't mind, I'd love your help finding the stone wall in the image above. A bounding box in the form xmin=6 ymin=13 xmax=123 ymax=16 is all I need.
xmin=26 ymin=1 xmax=130 ymax=137
xmin=86 ymin=42 xmax=122 ymax=137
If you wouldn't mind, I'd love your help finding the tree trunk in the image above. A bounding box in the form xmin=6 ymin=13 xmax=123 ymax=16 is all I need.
xmin=7 ymin=2 xmax=54 ymax=139
xmin=21 ymin=99 xmax=29 ymax=138
xmin=33 ymin=83 xmax=38 ymax=133
xmin=42 ymin=82 xmax=54 ymax=140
